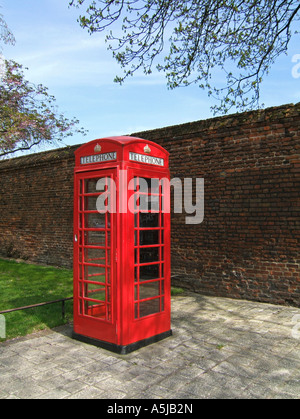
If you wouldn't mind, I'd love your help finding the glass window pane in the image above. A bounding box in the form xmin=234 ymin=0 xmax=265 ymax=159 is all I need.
xmin=150 ymin=178 xmax=159 ymax=194
xmin=139 ymin=281 xmax=160 ymax=300
xmin=161 ymin=195 xmax=165 ymax=213
xmin=134 ymin=230 xmax=138 ymax=246
xmin=85 ymin=194 xmax=110 ymax=212
xmin=139 ymin=298 xmax=160 ymax=318
xmin=140 ymin=247 xmax=160 ymax=263
xmin=84 ymin=247 xmax=106 ymax=264
xmin=85 ymin=230 xmax=106 ymax=246
xmin=106 ymin=268 xmax=111 ymax=284
xmin=149 ymin=195 xmax=160 ymax=212
xmin=85 ymin=283 xmax=106 ymax=301
xmin=85 ymin=265 xmax=106 ymax=281
xmin=139 ymin=213 xmax=159 ymax=228
xmin=135 ymin=303 xmax=139 ymax=319
xmin=138 ymin=194 xmax=149 ymax=211
xmin=139 ymin=195 xmax=159 ymax=212
xmin=85 ymin=179 xmax=97 ymax=193
xmin=139 ymin=178 xmax=159 ymax=194
xmin=138 ymin=177 xmax=150 ymax=194
xmin=85 ymin=178 xmax=108 ymax=193
xmin=161 ymin=230 xmax=164 ymax=244
xmin=85 ymin=213 xmax=106 ymax=229
xmin=79 ymin=231 xmax=83 ymax=246
xmin=140 ymin=230 xmax=159 ymax=245
xmin=85 ymin=195 xmax=98 ymax=211
xmin=140 ymin=264 xmax=160 ymax=281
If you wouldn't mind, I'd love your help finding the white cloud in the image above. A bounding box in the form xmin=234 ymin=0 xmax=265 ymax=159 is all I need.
xmin=14 ymin=35 xmax=107 ymax=64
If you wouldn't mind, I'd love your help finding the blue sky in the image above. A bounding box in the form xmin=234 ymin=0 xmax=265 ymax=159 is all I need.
xmin=1 ymin=0 xmax=299 ymax=152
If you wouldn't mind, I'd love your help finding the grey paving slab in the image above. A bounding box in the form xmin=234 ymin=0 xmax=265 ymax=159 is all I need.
xmin=0 ymin=292 xmax=300 ymax=399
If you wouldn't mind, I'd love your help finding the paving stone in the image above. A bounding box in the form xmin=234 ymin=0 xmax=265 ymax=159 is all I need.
xmin=9 ymin=378 xmax=47 ymax=399
xmin=1 ymin=292 xmax=300 ymax=399
xmin=68 ymin=386 xmax=105 ymax=399
xmin=37 ymin=388 xmax=72 ymax=399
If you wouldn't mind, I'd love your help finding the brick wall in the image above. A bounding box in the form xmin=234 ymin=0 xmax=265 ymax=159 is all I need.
xmin=0 ymin=147 xmax=77 ymax=268
xmin=0 ymin=102 xmax=299 ymax=306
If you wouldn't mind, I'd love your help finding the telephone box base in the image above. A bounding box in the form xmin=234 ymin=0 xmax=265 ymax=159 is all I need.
xmin=72 ymin=330 xmax=173 ymax=354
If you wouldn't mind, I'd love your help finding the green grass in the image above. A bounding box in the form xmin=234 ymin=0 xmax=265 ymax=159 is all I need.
xmin=171 ymin=287 xmax=185 ymax=296
xmin=0 ymin=258 xmax=73 ymax=342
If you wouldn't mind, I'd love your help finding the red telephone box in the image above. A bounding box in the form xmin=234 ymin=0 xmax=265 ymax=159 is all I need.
xmin=73 ymin=136 xmax=172 ymax=353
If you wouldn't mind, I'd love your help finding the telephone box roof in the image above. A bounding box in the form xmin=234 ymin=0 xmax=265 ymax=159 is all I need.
xmin=75 ymin=136 xmax=169 ymax=155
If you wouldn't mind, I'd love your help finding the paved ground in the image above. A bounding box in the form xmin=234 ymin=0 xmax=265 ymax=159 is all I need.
xmin=1 ymin=292 xmax=300 ymax=399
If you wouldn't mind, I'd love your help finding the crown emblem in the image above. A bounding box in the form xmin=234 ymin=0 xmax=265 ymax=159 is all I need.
xmin=94 ymin=144 xmax=101 ymax=153
xmin=144 ymin=144 xmax=151 ymax=154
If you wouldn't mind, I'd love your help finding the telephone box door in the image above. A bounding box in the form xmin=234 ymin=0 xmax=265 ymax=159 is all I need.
xmin=124 ymin=167 xmax=171 ymax=345
xmin=73 ymin=169 xmax=117 ymax=344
